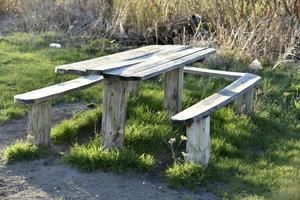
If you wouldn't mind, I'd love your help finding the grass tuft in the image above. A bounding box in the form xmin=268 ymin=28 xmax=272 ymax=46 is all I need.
xmin=64 ymin=136 xmax=155 ymax=173
xmin=2 ymin=140 xmax=48 ymax=164
xmin=166 ymin=162 xmax=204 ymax=190
xmin=51 ymin=108 xmax=102 ymax=144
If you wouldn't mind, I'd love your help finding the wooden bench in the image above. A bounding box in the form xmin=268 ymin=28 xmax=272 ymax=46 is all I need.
xmin=172 ymin=67 xmax=261 ymax=165
xmin=14 ymin=75 xmax=103 ymax=145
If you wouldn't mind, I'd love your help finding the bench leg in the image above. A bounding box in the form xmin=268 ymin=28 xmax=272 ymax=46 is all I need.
xmin=101 ymin=79 xmax=127 ymax=149
xmin=127 ymin=81 xmax=140 ymax=97
xmin=28 ymin=102 xmax=51 ymax=145
xmin=164 ymin=67 xmax=184 ymax=115
xmin=185 ymin=116 xmax=210 ymax=165
xmin=236 ymin=88 xmax=255 ymax=115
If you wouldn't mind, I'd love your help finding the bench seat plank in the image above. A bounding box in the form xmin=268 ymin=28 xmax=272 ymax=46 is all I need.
xmin=171 ymin=73 xmax=261 ymax=125
xmin=184 ymin=66 xmax=246 ymax=79
xmin=14 ymin=75 xmax=103 ymax=104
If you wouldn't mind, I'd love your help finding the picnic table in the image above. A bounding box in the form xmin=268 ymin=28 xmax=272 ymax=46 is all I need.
xmin=55 ymin=45 xmax=216 ymax=149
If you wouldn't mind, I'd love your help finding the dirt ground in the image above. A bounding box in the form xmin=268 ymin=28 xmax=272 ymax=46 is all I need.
xmin=0 ymin=103 xmax=218 ymax=200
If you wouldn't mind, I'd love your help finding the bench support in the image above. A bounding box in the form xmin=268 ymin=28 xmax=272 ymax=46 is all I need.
xmin=101 ymin=79 xmax=127 ymax=149
xmin=27 ymin=102 xmax=51 ymax=145
xmin=236 ymin=88 xmax=255 ymax=115
xmin=164 ymin=68 xmax=184 ymax=115
xmin=186 ymin=116 xmax=210 ymax=165
xmin=127 ymin=81 xmax=140 ymax=96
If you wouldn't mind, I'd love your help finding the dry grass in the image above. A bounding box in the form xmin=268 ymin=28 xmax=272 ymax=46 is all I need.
xmin=0 ymin=0 xmax=299 ymax=61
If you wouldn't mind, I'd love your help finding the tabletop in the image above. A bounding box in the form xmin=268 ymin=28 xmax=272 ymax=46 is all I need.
xmin=55 ymin=45 xmax=216 ymax=80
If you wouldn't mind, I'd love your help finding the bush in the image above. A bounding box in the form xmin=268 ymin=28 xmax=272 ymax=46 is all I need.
xmin=64 ymin=136 xmax=155 ymax=172
xmin=2 ymin=141 xmax=46 ymax=164
xmin=166 ymin=162 xmax=204 ymax=189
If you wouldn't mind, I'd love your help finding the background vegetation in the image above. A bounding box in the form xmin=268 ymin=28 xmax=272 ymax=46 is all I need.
xmin=0 ymin=0 xmax=299 ymax=62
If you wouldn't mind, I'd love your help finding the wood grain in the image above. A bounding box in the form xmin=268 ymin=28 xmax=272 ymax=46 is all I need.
xmin=101 ymin=79 xmax=127 ymax=149
xmin=184 ymin=66 xmax=245 ymax=79
xmin=27 ymin=102 xmax=51 ymax=145
xmin=14 ymin=75 xmax=103 ymax=104
xmin=186 ymin=116 xmax=210 ymax=165
xmin=171 ymin=73 xmax=261 ymax=125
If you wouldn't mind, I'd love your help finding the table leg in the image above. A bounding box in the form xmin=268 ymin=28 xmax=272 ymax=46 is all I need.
xmin=127 ymin=81 xmax=140 ymax=96
xmin=164 ymin=67 xmax=184 ymax=115
xmin=101 ymin=78 xmax=127 ymax=149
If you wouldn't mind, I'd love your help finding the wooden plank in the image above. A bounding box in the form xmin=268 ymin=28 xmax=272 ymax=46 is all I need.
xmin=101 ymin=79 xmax=127 ymax=149
xmin=14 ymin=75 xmax=103 ymax=104
xmin=127 ymin=81 xmax=140 ymax=96
xmin=244 ymin=88 xmax=255 ymax=114
xmin=55 ymin=45 xmax=188 ymax=75
xmin=186 ymin=116 xmax=210 ymax=165
xmin=55 ymin=45 xmax=164 ymax=74
xmin=164 ymin=68 xmax=184 ymax=115
xmin=127 ymin=48 xmax=216 ymax=80
xmin=85 ymin=45 xmax=190 ymax=75
xmin=171 ymin=73 xmax=261 ymax=125
xmin=184 ymin=66 xmax=245 ymax=79
xmin=27 ymin=102 xmax=51 ymax=145
xmin=102 ymin=47 xmax=209 ymax=79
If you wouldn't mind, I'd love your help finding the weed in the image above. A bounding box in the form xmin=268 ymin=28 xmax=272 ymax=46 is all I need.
xmin=64 ymin=136 xmax=155 ymax=173
xmin=2 ymin=140 xmax=49 ymax=164
xmin=51 ymin=108 xmax=102 ymax=144
xmin=166 ymin=162 xmax=204 ymax=190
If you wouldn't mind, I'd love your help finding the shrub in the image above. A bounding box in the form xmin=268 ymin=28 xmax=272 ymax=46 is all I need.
xmin=64 ymin=136 xmax=155 ymax=172
xmin=2 ymin=140 xmax=46 ymax=164
xmin=166 ymin=162 xmax=204 ymax=189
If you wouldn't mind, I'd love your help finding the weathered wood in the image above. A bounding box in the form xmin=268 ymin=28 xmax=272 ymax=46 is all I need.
xmin=184 ymin=66 xmax=245 ymax=79
xmin=171 ymin=73 xmax=261 ymax=125
xmin=235 ymin=95 xmax=245 ymax=115
xmin=127 ymin=81 xmax=140 ymax=96
xmin=27 ymin=102 xmax=51 ymax=145
xmin=130 ymin=48 xmax=216 ymax=81
xmin=186 ymin=116 xmax=210 ymax=165
xmin=235 ymin=87 xmax=255 ymax=115
xmin=103 ymin=48 xmax=215 ymax=80
xmin=164 ymin=68 xmax=184 ymax=115
xmin=244 ymin=88 xmax=255 ymax=114
xmin=14 ymin=75 xmax=103 ymax=104
xmin=101 ymin=78 xmax=127 ymax=149
xmin=56 ymin=45 xmax=189 ymax=75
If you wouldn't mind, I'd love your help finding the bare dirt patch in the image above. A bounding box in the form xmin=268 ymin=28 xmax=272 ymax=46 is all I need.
xmin=0 ymin=103 xmax=217 ymax=200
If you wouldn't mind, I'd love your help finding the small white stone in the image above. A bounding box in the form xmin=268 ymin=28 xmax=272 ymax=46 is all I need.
xmin=158 ymin=186 xmax=162 ymax=190
xmin=95 ymin=194 xmax=99 ymax=198
xmin=53 ymin=187 xmax=57 ymax=190
xmin=49 ymin=43 xmax=62 ymax=48
xmin=142 ymin=181 xmax=146 ymax=185
xmin=249 ymin=59 xmax=263 ymax=70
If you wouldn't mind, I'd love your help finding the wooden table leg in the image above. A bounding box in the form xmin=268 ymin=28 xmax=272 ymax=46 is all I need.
xmin=164 ymin=67 xmax=184 ymax=115
xmin=101 ymin=78 xmax=127 ymax=149
xmin=127 ymin=81 xmax=140 ymax=96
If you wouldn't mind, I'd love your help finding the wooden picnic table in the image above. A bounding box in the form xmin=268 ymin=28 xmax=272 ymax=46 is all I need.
xmin=55 ymin=45 xmax=216 ymax=149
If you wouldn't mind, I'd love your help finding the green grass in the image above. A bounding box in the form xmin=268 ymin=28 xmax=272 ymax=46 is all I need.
xmin=0 ymin=33 xmax=299 ymax=199
xmin=166 ymin=162 xmax=205 ymax=190
xmin=64 ymin=136 xmax=155 ymax=172
xmin=51 ymin=107 xmax=102 ymax=144
xmin=0 ymin=32 xmax=107 ymax=124
xmin=2 ymin=140 xmax=50 ymax=164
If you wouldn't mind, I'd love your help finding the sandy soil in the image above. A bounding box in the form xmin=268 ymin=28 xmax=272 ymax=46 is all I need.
xmin=0 ymin=103 xmax=218 ymax=200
